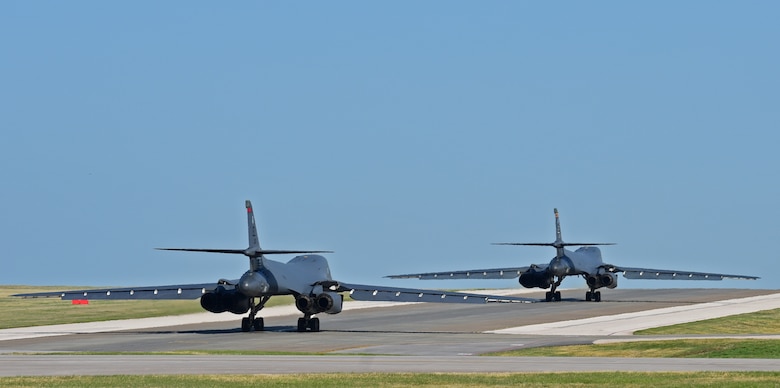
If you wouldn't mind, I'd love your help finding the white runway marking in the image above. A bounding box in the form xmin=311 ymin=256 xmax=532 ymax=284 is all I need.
xmin=488 ymin=292 xmax=780 ymax=336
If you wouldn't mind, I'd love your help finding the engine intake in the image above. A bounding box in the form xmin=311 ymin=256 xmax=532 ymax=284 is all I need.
xmin=200 ymin=286 xmax=250 ymax=314
xmin=295 ymin=295 xmax=315 ymax=314
xmin=295 ymin=292 xmax=343 ymax=315
xmin=519 ymin=269 xmax=552 ymax=289
xmin=586 ymin=273 xmax=618 ymax=289
xmin=315 ymin=292 xmax=343 ymax=314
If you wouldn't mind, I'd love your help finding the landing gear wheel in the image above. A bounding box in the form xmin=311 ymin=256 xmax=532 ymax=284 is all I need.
xmin=297 ymin=317 xmax=307 ymax=332
xmin=545 ymin=291 xmax=553 ymax=302
xmin=594 ymin=291 xmax=601 ymax=302
xmin=554 ymin=291 xmax=561 ymax=302
xmin=243 ymin=296 xmax=269 ymax=332
xmin=585 ymin=291 xmax=592 ymax=301
xmin=253 ymin=317 xmax=264 ymax=331
xmin=309 ymin=317 xmax=320 ymax=332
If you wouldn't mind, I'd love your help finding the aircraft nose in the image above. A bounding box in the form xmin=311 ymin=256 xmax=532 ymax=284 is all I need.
xmin=549 ymin=256 xmax=573 ymax=277
xmin=238 ymin=272 xmax=270 ymax=297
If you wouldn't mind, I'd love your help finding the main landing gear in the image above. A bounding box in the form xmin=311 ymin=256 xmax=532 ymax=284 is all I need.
xmin=585 ymin=289 xmax=602 ymax=302
xmin=545 ymin=276 xmax=564 ymax=302
xmin=241 ymin=296 xmax=269 ymax=332
xmin=297 ymin=314 xmax=320 ymax=332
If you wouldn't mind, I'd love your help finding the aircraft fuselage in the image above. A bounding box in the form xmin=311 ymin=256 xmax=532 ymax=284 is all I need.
xmin=555 ymin=246 xmax=604 ymax=276
xmin=239 ymin=254 xmax=333 ymax=297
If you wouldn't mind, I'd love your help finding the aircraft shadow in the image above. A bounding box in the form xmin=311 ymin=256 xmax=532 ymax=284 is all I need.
xmin=323 ymin=329 xmax=478 ymax=335
xmin=135 ymin=325 xmax=308 ymax=335
xmin=592 ymin=299 xmax=701 ymax=304
xmin=117 ymin=326 xmax=480 ymax=336
xmin=547 ymin=297 xmax=702 ymax=304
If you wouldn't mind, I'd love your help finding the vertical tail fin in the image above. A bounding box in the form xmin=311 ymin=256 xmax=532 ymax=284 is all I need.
xmin=552 ymin=208 xmax=564 ymax=257
xmin=246 ymin=200 xmax=261 ymax=250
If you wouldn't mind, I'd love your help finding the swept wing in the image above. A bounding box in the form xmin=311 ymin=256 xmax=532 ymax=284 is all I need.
xmin=14 ymin=280 xmax=536 ymax=304
xmin=386 ymin=266 xmax=545 ymax=280
xmin=12 ymin=282 xmax=227 ymax=300
xmin=604 ymin=265 xmax=760 ymax=281
xmin=334 ymin=282 xmax=536 ymax=303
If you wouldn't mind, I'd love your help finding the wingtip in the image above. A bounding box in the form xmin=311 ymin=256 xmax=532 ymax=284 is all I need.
xmin=245 ymin=200 xmax=252 ymax=209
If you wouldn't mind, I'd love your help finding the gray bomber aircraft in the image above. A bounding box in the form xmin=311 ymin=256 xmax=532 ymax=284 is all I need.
xmin=14 ymin=200 xmax=534 ymax=332
xmin=387 ymin=208 xmax=759 ymax=302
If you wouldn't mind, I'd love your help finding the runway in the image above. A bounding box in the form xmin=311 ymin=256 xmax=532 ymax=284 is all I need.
xmin=2 ymin=355 xmax=779 ymax=375
xmin=1 ymin=288 xmax=779 ymax=376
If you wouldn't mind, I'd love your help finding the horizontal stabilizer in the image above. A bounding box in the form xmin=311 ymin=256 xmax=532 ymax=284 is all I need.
xmin=156 ymin=248 xmax=333 ymax=255
xmin=492 ymin=242 xmax=615 ymax=247
xmin=492 ymin=209 xmax=614 ymax=249
xmin=156 ymin=248 xmax=246 ymax=254
xmin=257 ymin=250 xmax=334 ymax=255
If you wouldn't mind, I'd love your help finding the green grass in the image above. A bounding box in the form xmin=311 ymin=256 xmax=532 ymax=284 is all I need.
xmin=486 ymin=339 xmax=780 ymax=358
xmin=635 ymin=308 xmax=780 ymax=335
xmin=0 ymin=286 xmax=295 ymax=329
xmin=1 ymin=372 xmax=779 ymax=387
xmin=486 ymin=308 xmax=780 ymax=358
xmin=20 ymin=339 xmax=780 ymax=358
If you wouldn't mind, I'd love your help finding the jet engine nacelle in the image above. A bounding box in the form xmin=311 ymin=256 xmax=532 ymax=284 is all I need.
xmin=295 ymin=292 xmax=343 ymax=315
xmin=586 ymin=273 xmax=618 ymax=289
xmin=519 ymin=270 xmax=552 ymax=289
xmin=200 ymin=287 xmax=250 ymax=314
xmin=295 ymin=295 xmax=316 ymax=314
xmin=315 ymin=291 xmax=343 ymax=314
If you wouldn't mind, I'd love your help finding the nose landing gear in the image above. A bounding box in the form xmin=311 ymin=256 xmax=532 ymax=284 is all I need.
xmin=544 ymin=276 xmax=564 ymax=302
xmin=240 ymin=296 xmax=270 ymax=332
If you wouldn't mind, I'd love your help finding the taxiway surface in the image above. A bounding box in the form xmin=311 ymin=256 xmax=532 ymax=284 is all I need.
xmin=1 ymin=288 xmax=778 ymax=376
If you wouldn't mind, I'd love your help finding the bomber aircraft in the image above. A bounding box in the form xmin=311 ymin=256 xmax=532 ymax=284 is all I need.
xmin=14 ymin=200 xmax=534 ymax=332
xmin=387 ymin=208 xmax=759 ymax=302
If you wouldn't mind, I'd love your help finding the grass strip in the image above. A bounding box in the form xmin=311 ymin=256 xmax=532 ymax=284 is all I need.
xmin=635 ymin=308 xmax=780 ymax=335
xmin=2 ymin=372 xmax=780 ymax=387
xmin=486 ymin=338 xmax=780 ymax=358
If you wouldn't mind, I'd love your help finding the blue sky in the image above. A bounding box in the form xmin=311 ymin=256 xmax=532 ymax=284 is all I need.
xmin=2 ymin=2 xmax=778 ymax=291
